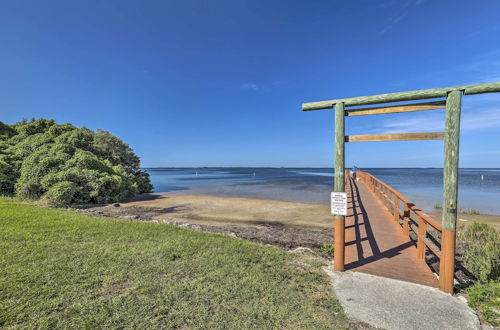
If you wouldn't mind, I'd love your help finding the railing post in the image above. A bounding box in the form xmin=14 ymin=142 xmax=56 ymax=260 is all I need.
xmin=403 ymin=203 xmax=410 ymax=235
xmin=417 ymin=215 xmax=427 ymax=259
xmin=394 ymin=196 xmax=400 ymax=222
xmin=384 ymin=187 xmax=389 ymax=210
xmin=333 ymin=102 xmax=345 ymax=272
xmin=388 ymin=190 xmax=393 ymax=213
xmin=440 ymin=90 xmax=462 ymax=293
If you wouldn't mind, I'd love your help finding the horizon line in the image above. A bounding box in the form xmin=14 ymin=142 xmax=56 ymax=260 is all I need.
xmin=141 ymin=166 xmax=500 ymax=169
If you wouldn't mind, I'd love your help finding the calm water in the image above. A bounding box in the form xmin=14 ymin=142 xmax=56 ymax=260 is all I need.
xmin=144 ymin=168 xmax=500 ymax=215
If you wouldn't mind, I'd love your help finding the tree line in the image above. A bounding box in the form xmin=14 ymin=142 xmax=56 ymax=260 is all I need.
xmin=0 ymin=118 xmax=153 ymax=206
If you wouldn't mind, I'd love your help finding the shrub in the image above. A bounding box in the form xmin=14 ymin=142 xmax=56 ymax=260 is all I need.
xmin=466 ymin=281 xmax=500 ymax=326
xmin=134 ymin=171 xmax=154 ymax=194
xmin=93 ymin=129 xmax=140 ymax=171
xmin=16 ymin=181 xmax=43 ymax=200
xmin=47 ymin=123 xmax=75 ymax=138
xmin=0 ymin=157 xmax=17 ymax=195
xmin=43 ymin=181 xmax=79 ymax=207
xmin=0 ymin=118 xmax=152 ymax=205
xmin=54 ymin=127 xmax=94 ymax=151
xmin=322 ymin=243 xmax=335 ymax=258
xmin=458 ymin=223 xmax=499 ymax=282
xmin=459 ymin=208 xmax=480 ymax=215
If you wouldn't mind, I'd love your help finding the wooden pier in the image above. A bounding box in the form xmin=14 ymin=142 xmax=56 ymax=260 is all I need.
xmin=344 ymin=172 xmax=439 ymax=287
xmin=302 ymin=82 xmax=500 ymax=292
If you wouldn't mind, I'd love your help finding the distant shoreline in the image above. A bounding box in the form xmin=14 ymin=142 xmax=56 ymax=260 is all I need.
xmin=142 ymin=167 xmax=500 ymax=169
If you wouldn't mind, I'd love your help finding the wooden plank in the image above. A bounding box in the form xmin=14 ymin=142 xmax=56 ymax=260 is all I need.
xmin=345 ymin=132 xmax=444 ymax=143
xmin=423 ymin=236 xmax=441 ymax=258
xmin=302 ymin=81 xmax=500 ymax=110
xmin=414 ymin=210 xmax=442 ymax=231
xmin=346 ymin=100 xmax=445 ymax=116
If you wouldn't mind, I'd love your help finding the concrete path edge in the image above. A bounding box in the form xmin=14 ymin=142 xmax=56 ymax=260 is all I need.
xmin=324 ymin=267 xmax=481 ymax=330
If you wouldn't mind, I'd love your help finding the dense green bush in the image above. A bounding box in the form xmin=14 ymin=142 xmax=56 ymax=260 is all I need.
xmin=458 ymin=223 xmax=499 ymax=283
xmin=44 ymin=181 xmax=79 ymax=207
xmin=0 ymin=118 xmax=152 ymax=205
xmin=457 ymin=223 xmax=499 ymax=326
xmin=466 ymin=281 xmax=499 ymax=326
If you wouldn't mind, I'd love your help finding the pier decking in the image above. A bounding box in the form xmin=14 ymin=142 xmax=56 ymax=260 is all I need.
xmin=343 ymin=175 xmax=439 ymax=287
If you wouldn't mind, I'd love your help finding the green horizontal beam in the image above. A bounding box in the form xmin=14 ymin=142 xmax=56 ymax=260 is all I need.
xmin=345 ymin=132 xmax=444 ymax=142
xmin=302 ymin=82 xmax=500 ymax=111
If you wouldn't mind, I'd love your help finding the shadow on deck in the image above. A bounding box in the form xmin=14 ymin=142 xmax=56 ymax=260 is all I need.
xmin=343 ymin=176 xmax=439 ymax=287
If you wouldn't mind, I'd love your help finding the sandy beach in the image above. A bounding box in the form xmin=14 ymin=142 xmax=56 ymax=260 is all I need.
xmin=77 ymin=193 xmax=500 ymax=254
xmin=78 ymin=194 xmax=335 ymax=252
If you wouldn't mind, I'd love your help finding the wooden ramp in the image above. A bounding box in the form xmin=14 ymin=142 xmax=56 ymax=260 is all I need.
xmin=343 ymin=176 xmax=439 ymax=288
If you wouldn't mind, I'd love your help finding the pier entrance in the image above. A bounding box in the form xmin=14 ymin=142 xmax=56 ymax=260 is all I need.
xmin=302 ymin=82 xmax=500 ymax=292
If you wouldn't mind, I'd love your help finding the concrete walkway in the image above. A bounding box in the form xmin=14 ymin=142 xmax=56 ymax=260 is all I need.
xmin=325 ymin=269 xmax=481 ymax=330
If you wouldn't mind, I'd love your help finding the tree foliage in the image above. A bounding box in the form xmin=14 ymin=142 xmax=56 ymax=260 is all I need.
xmin=0 ymin=118 xmax=153 ymax=205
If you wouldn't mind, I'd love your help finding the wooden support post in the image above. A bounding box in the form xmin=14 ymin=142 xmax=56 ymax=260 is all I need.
xmin=334 ymin=102 xmax=346 ymax=272
xmin=388 ymin=190 xmax=393 ymax=213
xmin=439 ymin=90 xmax=462 ymax=293
xmin=417 ymin=216 xmax=427 ymax=259
xmin=403 ymin=204 xmax=410 ymax=235
xmin=394 ymin=196 xmax=400 ymax=222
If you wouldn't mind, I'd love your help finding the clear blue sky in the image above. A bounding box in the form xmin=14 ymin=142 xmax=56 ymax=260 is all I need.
xmin=2 ymin=0 xmax=500 ymax=167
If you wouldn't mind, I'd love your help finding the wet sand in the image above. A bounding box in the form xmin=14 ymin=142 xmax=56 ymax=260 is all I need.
xmin=77 ymin=194 xmax=334 ymax=253
xmin=75 ymin=194 xmax=499 ymax=256
xmin=121 ymin=194 xmax=332 ymax=228
xmin=429 ymin=212 xmax=500 ymax=230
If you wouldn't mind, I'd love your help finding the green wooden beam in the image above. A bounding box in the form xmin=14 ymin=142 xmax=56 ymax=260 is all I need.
xmin=442 ymin=90 xmax=462 ymax=231
xmin=334 ymin=102 xmax=345 ymax=195
xmin=346 ymin=100 xmax=445 ymax=116
xmin=302 ymin=82 xmax=500 ymax=110
xmin=345 ymin=132 xmax=444 ymax=142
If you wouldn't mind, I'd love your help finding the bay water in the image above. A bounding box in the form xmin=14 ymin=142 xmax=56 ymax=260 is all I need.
xmin=144 ymin=168 xmax=500 ymax=215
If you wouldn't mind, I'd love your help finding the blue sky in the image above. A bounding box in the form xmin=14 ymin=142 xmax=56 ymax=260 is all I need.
xmin=1 ymin=0 xmax=500 ymax=167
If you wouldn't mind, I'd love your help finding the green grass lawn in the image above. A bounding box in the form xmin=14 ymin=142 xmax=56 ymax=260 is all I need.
xmin=0 ymin=198 xmax=356 ymax=329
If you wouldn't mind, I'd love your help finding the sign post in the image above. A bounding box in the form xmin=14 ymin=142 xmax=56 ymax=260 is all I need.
xmin=333 ymin=102 xmax=346 ymax=271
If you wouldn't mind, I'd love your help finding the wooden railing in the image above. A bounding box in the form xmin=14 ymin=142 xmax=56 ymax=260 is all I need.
xmin=357 ymin=171 xmax=444 ymax=267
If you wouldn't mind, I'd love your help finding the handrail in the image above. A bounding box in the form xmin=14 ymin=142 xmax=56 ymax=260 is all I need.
xmin=356 ymin=171 xmax=443 ymax=263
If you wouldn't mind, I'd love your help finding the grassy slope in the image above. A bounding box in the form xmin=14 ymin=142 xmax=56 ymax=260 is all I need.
xmin=0 ymin=198 xmax=356 ymax=329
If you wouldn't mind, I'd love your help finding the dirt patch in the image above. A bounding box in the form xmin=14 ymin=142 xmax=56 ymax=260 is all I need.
xmin=429 ymin=212 xmax=500 ymax=230
xmin=73 ymin=194 xmax=334 ymax=255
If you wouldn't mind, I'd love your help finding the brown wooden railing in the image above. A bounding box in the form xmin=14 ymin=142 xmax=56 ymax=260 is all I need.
xmin=357 ymin=171 xmax=444 ymax=269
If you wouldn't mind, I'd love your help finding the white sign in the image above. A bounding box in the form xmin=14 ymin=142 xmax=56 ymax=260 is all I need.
xmin=331 ymin=192 xmax=347 ymax=216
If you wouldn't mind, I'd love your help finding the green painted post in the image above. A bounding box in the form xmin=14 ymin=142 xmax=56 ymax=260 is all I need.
xmin=440 ymin=90 xmax=462 ymax=293
xmin=333 ymin=102 xmax=345 ymax=271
